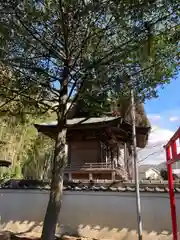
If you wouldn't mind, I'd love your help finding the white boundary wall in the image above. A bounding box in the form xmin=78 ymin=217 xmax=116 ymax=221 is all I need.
xmin=0 ymin=190 xmax=180 ymax=239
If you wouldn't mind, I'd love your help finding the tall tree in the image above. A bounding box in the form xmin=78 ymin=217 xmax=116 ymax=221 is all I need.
xmin=0 ymin=0 xmax=179 ymax=239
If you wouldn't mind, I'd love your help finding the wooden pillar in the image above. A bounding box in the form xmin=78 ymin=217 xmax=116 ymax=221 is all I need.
xmin=67 ymin=142 xmax=71 ymax=165
xmin=105 ymin=145 xmax=108 ymax=166
xmin=117 ymin=143 xmax=120 ymax=166
xmin=89 ymin=173 xmax=93 ymax=180
xmin=124 ymin=143 xmax=127 ymax=163
xmin=68 ymin=173 xmax=72 ymax=180
xmin=110 ymin=148 xmax=114 ymax=168
xmin=107 ymin=145 xmax=110 ymax=165
xmin=112 ymin=171 xmax=115 ymax=180
xmin=124 ymin=143 xmax=128 ymax=176
xmin=100 ymin=141 xmax=104 ymax=162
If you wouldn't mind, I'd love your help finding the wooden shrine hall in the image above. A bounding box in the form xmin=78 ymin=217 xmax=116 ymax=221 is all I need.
xmin=35 ymin=102 xmax=151 ymax=181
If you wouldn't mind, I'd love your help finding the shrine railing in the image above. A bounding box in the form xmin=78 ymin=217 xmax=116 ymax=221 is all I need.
xmin=66 ymin=162 xmax=123 ymax=170
xmin=64 ymin=162 xmax=128 ymax=179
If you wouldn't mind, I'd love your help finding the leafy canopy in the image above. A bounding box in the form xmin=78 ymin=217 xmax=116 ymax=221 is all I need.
xmin=0 ymin=0 xmax=179 ymax=118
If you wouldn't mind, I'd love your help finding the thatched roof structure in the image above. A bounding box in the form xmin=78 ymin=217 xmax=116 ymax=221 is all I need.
xmin=117 ymin=103 xmax=150 ymax=128
xmin=67 ymin=99 xmax=151 ymax=128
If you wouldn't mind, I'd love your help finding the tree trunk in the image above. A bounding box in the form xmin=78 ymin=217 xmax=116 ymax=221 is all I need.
xmin=41 ymin=125 xmax=67 ymax=240
xmin=41 ymin=2 xmax=69 ymax=235
xmin=41 ymin=60 xmax=69 ymax=239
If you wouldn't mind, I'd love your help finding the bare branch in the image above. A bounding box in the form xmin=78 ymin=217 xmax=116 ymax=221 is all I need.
xmin=138 ymin=149 xmax=164 ymax=164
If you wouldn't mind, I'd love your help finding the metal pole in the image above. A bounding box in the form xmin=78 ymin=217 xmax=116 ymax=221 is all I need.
xmin=130 ymin=89 xmax=143 ymax=240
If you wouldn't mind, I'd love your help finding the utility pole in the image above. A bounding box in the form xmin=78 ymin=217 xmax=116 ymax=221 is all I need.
xmin=130 ymin=88 xmax=143 ymax=240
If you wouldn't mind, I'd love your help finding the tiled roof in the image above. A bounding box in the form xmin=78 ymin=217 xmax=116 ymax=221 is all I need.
xmin=0 ymin=160 xmax=11 ymax=167
xmin=1 ymin=179 xmax=180 ymax=193
xmin=35 ymin=117 xmax=121 ymax=127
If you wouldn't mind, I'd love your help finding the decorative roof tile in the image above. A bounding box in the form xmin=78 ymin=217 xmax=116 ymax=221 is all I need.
xmin=1 ymin=179 xmax=180 ymax=193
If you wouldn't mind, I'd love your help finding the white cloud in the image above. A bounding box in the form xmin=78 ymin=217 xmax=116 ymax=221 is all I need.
xmin=148 ymin=127 xmax=173 ymax=144
xmin=169 ymin=116 xmax=180 ymax=122
xmin=147 ymin=114 xmax=161 ymax=121
xmin=138 ymin=126 xmax=174 ymax=165
xmin=141 ymin=106 xmax=180 ymax=165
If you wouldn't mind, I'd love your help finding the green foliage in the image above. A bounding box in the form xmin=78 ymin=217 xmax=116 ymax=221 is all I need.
xmin=160 ymin=169 xmax=179 ymax=180
xmin=0 ymin=112 xmax=54 ymax=180
xmin=22 ymin=134 xmax=54 ymax=179
xmin=0 ymin=0 xmax=179 ymax=115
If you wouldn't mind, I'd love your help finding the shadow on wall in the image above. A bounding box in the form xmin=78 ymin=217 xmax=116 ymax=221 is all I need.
xmin=0 ymin=190 xmax=175 ymax=239
xmin=1 ymin=221 xmax=43 ymax=235
xmin=58 ymin=192 xmax=173 ymax=238
xmin=1 ymin=221 xmax=172 ymax=240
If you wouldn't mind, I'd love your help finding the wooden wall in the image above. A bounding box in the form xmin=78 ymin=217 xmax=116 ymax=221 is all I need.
xmin=68 ymin=140 xmax=101 ymax=165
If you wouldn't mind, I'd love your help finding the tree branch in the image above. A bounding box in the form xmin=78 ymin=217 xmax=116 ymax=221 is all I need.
xmin=14 ymin=11 xmax=64 ymax=62
xmin=138 ymin=149 xmax=164 ymax=164
xmin=91 ymin=11 xmax=179 ymax=69
xmin=0 ymin=72 xmax=57 ymax=112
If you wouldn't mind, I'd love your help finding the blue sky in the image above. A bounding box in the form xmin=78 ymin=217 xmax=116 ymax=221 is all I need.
xmin=145 ymin=72 xmax=180 ymax=131
xmin=139 ymin=73 xmax=180 ymax=165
